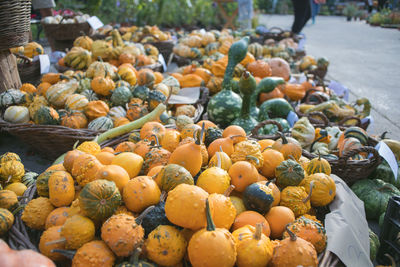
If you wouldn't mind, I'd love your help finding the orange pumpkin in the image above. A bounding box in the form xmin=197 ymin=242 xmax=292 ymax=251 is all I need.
xmin=37 ymin=82 xmax=52 ymax=96
xmin=260 ymin=148 xmax=284 ymax=178
xmin=123 ymin=176 xmax=161 ymax=212
xmin=196 ymin=120 xmax=217 ymax=129
xmin=229 ymin=161 xmax=259 ymax=192
xmin=179 ymin=74 xmax=204 ymax=88
xmin=140 ymin=122 xmax=166 ymax=140
xmin=160 ymin=129 xmax=181 ymax=152
xmin=119 ymin=53 xmax=135 ymax=64
xmin=265 ymin=206 xmax=295 ymax=239
xmin=283 ymin=83 xmax=306 ymax=101
xmin=247 ymin=60 xmax=272 ymax=78
xmin=91 ymin=76 xmax=115 ymax=96
xmin=113 ymin=117 xmax=130 ymax=127
xmin=95 ymin=151 xmax=115 ymax=165
xmin=95 ymin=165 xmax=130 ymax=192
xmin=222 ymin=125 xmax=247 ymax=144
xmin=232 ymin=211 xmax=271 ymax=237
xmin=259 ymin=87 xmax=284 ymax=103
xmin=133 ymin=139 xmax=152 ymax=158
xmin=111 ymin=152 xmax=143 ymax=179
xmin=258 ymin=139 xmax=275 ymax=151
xmin=85 ymin=100 xmax=110 ymax=120
xmin=240 ymin=52 xmax=256 ymax=67
xmin=115 ymin=141 xmax=136 ymax=153
xmin=154 ymin=72 xmax=164 ymax=84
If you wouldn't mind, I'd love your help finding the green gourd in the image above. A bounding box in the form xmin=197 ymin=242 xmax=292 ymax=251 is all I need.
xmin=369 ymin=228 xmax=379 ymax=262
xmin=132 ymin=85 xmax=150 ymax=101
xmin=111 ymin=86 xmax=132 ymax=106
xmin=232 ymin=71 xmax=259 ymax=134
xmin=275 ymin=159 xmax=305 ymax=188
xmin=258 ymin=98 xmax=294 ymax=121
xmin=207 ymin=37 xmax=249 ymax=127
xmin=250 ymin=77 xmax=285 ymax=118
xmin=368 ymin=159 xmax=400 ymax=189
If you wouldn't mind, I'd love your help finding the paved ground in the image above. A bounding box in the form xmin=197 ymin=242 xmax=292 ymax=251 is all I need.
xmin=259 ymin=14 xmax=400 ymax=139
xmin=2 ymin=15 xmax=400 ymax=172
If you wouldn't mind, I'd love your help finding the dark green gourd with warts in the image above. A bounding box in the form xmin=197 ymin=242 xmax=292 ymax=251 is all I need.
xmin=207 ymin=37 xmax=249 ymax=127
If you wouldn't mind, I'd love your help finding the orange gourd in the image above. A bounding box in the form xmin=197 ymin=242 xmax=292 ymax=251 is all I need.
xmin=207 ymin=136 xmax=236 ymax=158
xmin=192 ymin=67 xmax=212 ymax=83
xmin=228 ymin=161 xmax=259 ymax=192
xmin=260 ymin=147 xmax=285 ymax=178
xmin=42 ymin=73 xmax=61 ymax=84
xmin=91 ymin=75 xmax=115 ymax=96
xmin=222 ymin=125 xmax=247 ymax=144
xmin=114 ymin=141 xmax=136 ymax=153
xmin=95 ymin=165 xmax=130 ymax=192
xmin=259 ymin=87 xmax=284 ymax=103
xmin=264 ymin=206 xmax=296 ymax=239
xmin=111 ymin=152 xmax=143 ymax=178
xmin=63 ymin=150 xmax=85 ymax=173
xmin=85 ymin=100 xmax=110 ymax=120
xmin=283 ymin=83 xmax=306 ymax=101
xmin=160 ymin=129 xmax=181 ymax=152
xmin=257 ymin=181 xmax=280 ymax=207
xmin=39 ymin=226 xmax=66 ymax=261
xmin=232 ymin=210 xmax=271 ymax=237
xmin=133 ymin=139 xmax=152 ymax=158
xmin=101 ymin=147 xmax=114 ymax=153
xmin=211 ymin=57 xmax=228 ymax=77
xmin=154 ymin=72 xmax=163 ymax=84
xmin=71 ymin=153 xmax=103 ymax=186
xmin=95 ymin=151 xmax=115 ymax=165
xmin=45 ymin=207 xmax=70 ymax=229
xmin=247 ymin=60 xmax=272 ymax=78
xmin=196 ymin=120 xmax=217 ymax=129
xmin=272 ymin=133 xmax=302 ymax=161
xmin=37 ymin=82 xmax=52 ymax=96
xmin=140 ymin=121 xmax=166 ymax=140
xmin=240 ymin=52 xmax=256 ymax=67
xmin=48 ymin=171 xmax=75 ymax=207
xmin=179 ymin=74 xmax=204 ymax=88
xmin=208 ymin=186 xmax=237 ymax=229
xmin=123 ymin=176 xmax=161 ymax=212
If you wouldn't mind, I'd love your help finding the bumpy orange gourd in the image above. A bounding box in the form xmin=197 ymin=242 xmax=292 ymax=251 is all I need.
xmin=123 ymin=176 xmax=161 ymax=213
xmin=114 ymin=141 xmax=136 ymax=153
xmin=39 ymin=226 xmax=66 ymax=261
xmin=48 ymin=171 xmax=75 ymax=207
xmin=45 ymin=207 xmax=70 ymax=229
xmin=77 ymin=141 xmax=101 ymax=155
xmin=60 ymin=215 xmax=95 ymax=249
xmin=91 ymin=76 xmax=115 ymax=96
xmin=272 ymin=134 xmax=302 ymax=161
xmin=247 ymin=60 xmax=272 ymax=78
xmin=71 ymin=153 xmax=103 ymax=186
xmin=165 ymin=184 xmax=208 ymax=230
xmin=222 ymin=125 xmax=247 ymax=144
xmin=140 ymin=121 xmax=166 ymax=140
xmin=208 ymin=149 xmax=232 ymax=171
xmin=264 ymin=206 xmax=295 ymax=239
xmin=283 ymin=83 xmax=306 ymax=101
xmin=63 ymin=150 xmax=85 ymax=173
xmin=232 ymin=210 xmax=271 ymax=237
xmin=300 ymin=174 xmax=336 ymax=207
xmin=85 ymin=100 xmax=110 ymax=120
xmin=161 ymin=129 xmax=181 ymax=152
xmin=72 ymin=240 xmax=115 ymax=267
xmin=208 ymin=186 xmax=236 ymax=229
xmin=197 ymin=158 xmax=231 ymax=194
xmin=229 ymin=161 xmax=259 ymax=192
xmin=21 ymin=197 xmax=55 ymax=230
xmin=95 ymin=165 xmax=130 ymax=192
xmin=280 ymin=185 xmax=312 ymax=217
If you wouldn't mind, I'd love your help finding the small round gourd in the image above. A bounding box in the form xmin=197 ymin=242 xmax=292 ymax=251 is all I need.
xmin=165 ymin=184 xmax=208 ymax=230
xmin=71 ymin=153 xmax=103 ymax=186
xmin=4 ymin=182 xmax=27 ymax=196
xmin=196 ymin=165 xmax=231 ymax=194
xmin=242 ymin=183 xmax=275 ymax=215
xmin=36 ymin=170 xmax=55 ymax=197
xmin=300 ymin=174 xmax=336 ymax=206
xmin=232 ymin=210 xmax=271 ymax=237
xmin=280 ymin=185 xmax=312 ymax=217
xmin=0 ymin=190 xmax=18 ymax=211
xmin=76 ymin=141 xmax=101 ymax=155
xmin=22 ymin=197 xmax=55 ymax=230
xmin=156 ymin=164 xmax=194 ymax=192
xmin=111 ymin=152 xmax=143 ymax=178
xmin=145 ymin=225 xmax=187 ymax=266
xmin=208 ymin=186 xmax=237 ymax=229
xmin=305 ymin=155 xmax=331 ymax=175
xmin=265 ymin=206 xmax=295 ymax=239
xmin=260 ymin=148 xmax=284 ymax=178
xmin=72 ymin=240 xmax=115 ymax=267
xmin=275 ymin=159 xmax=305 ymax=188
xmin=229 ymin=196 xmax=246 ymax=215
xmin=61 ymin=215 xmax=95 ymax=249
xmin=160 ymin=129 xmax=181 ymax=152
xmin=228 ymin=161 xmax=259 ymax=192
xmin=123 ymin=176 xmax=160 ymax=213
xmin=78 ymin=179 xmax=121 ymax=222
xmin=39 ymin=226 xmax=66 ymax=261
xmin=95 ymin=165 xmax=130 ymax=192
xmin=101 ymin=214 xmax=144 ymax=257
xmin=0 ymin=152 xmax=21 ymax=164
xmin=208 ymin=149 xmax=232 ymax=171
xmin=48 ymin=171 xmax=75 ymax=207
xmin=0 ymin=160 xmax=25 ymax=184
xmin=3 ymin=106 xmax=29 ymax=123
xmin=33 ymin=106 xmax=60 ymax=125
xmin=45 ymin=207 xmax=70 ymax=229
xmin=188 ymin=199 xmax=237 ymax=267
xmin=0 ymin=208 xmax=14 ymax=236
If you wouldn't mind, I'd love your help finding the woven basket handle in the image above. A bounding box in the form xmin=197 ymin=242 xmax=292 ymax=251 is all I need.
xmin=304 ymin=90 xmax=325 ymax=104
xmin=196 ymin=87 xmax=209 ymax=105
xmin=306 ymin=111 xmax=329 ymax=127
xmin=340 ymin=146 xmax=379 ymax=164
xmin=138 ymin=34 xmax=160 ymax=42
xmin=250 ymin=119 xmax=283 ymax=140
xmin=14 ymin=54 xmax=32 ymax=64
xmin=268 ymin=27 xmax=284 ymax=34
xmin=338 ymin=116 xmax=362 ymax=127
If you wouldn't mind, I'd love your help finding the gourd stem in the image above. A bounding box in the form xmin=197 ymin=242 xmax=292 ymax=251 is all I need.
xmin=132 ymin=247 xmax=142 ymax=265
xmin=135 ymin=205 xmax=155 ymax=224
xmin=254 ymin=223 xmax=263 ymax=240
xmin=261 ymin=146 xmax=273 ymax=153
xmin=240 ymin=94 xmax=252 ymax=118
xmin=195 ymin=123 xmax=205 ymax=145
xmin=286 ymin=225 xmax=297 ymax=241
xmin=303 ymin=182 xmax=314 ymax=203
xmin=73 ymin=140 xmax=79 ymax=150
xmin=224 ymin=185 xmax=235 ymax=197
xmin=205 ymin=198 xmax=216 ymax=231
xmin=288 ymin=155 xmax=296 ymax=161
xmin=278 ymin=132 xmax=288 ymax=144
xmin=45 ymin=237 xmax=66 ymax=246
xmin=216 ymin=151 xmax=221 ymax=169
xmin=229 ymin=134 xmax=246 ymax=140
xmin=160 ymin=191 xmax=167 ymax=202
xmin=51 ymin=249 xmax=76 ymax=260
xmin=219 ymin=146 xmax=224 ymax=153
xmin=245 ymin=155 xmax=260 ymax=166
xmin=151 ymin=134 xmax=160 ymax=146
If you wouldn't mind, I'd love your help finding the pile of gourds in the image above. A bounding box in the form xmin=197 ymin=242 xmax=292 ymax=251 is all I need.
xmin=94 ymin=25 xmax=172 ymax=43
xmin=0 ymin=64 xmax=199 ymax=131
xmin=58 ymin=29 xmax=161 ymax=70
xmin=0 ymin=115 xmax=340 ymax=266
xmin=10 ymin=42 xmax=45 ymax=62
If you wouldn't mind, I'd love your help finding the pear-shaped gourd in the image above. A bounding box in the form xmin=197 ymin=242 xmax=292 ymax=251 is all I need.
xmin=250 ymin=77 xmax=285 ymax=117
xmin=207 ymin=37 xmax=250 ymax=127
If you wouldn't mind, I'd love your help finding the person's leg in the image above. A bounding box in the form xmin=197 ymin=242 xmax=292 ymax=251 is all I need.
xmin=298 ymin=0 xmax=312 ymax=31
xmin=311 ymin=0 xmax=317 ymax=24
xmin=291 ymin=0 xmax=306 ymax=33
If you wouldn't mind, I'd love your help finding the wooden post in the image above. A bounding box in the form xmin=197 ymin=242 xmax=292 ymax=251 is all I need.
xmin=0 ymin=50 xmax=21 ymax=93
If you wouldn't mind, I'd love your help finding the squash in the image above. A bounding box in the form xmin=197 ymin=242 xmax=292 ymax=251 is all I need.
xmin=133 ymin=139 xmax=152 ymax=157
xmin=147 ymin=90 xmax=167 ymax=111
xmin=208 ymin=148 xmax=232 ymax=171
xmin=338 ymin=137 xmax=363 ymax=158
xmin=260 ymin=147 xmax=284 ymax=178
xmin=95 ymin=165 xmax=129 ymax=192
xmin=187 ymin=199 xmax=237 ymax=267
xmin=21 ymin=171 xmax=38 ymax=188
xmin=71 ymin=153 xmax=103 ymax=186
xmin=0 ymin=89 xmax=26 ymax=108
xmin=280 ymin=185 xmax=312 ymax=217
xmin=46 ymin=80 xmax=79 ymax=108
xmin=272 ymin=133 xmax=302 ymax=160
xmin=22 ymin=197 xmax=55 ymax=230
xmin=60 ymin=110 xmax=88 ymax=129
xmin=141 ymin=192 xmax=173 ymax=237
xmin=79 ymin=179 xmax=121 ymax=222
xmin=0 ymin=190 xmax=18 ymax=211
xmin=33 ymin=106 xmax=59 ymax=125
xmin=248 ymin=43 xmax=264 ymax=58
xmin=247 ymin=60 xmax=272 ymax=78
xmin=165 ymin=184 xmax=208 ymax=230
xmin=60 ymin=215 xmax=95 ymax=249
xmin=76 ymin=141 xmax=101 ymax=155
xmin=283 ymin=83 xmax=306 ymax=101
xmin=283 ymin=216 xmax=327 ymax=253
xmin=20 ymin=83 xmax=37 ymax=94
xmin=161 ymin=76 xmax=180 ymax=95
xmin=231 ymin=140 xmax=264 ymax=168
xmin=101 ymin=214 xmax=144 ymax=257
xmin=123 ymin=176 xmax=160 ymax=213
xmin=140 ymin=121 xmax=165 ymax=140
xmin=142 ymin=141 xmax=171 ymax=174
xmin=28 ymin=95 xmax=48 ymax=119
xmin=229 ymin=161 xmax=259 ymax=192
xmin=156 ymin=164 xmax=194 ymax=192
xmin=85 ymin=100 xmax=109 ymax=120
xmin=39 ymin=226 xmax=66 ymax=261
xmin=0 ymin=152 xmax=21 ymax=164
xmin=0 ymin=160 xmax=25 ymax=184
xmin=72 ymin=240 xmax=115 ymax=267
xmin=265 ymin=206 xmax=295 ymax=239
xmin=268 ymin=57 xmax=291 ymax=81
xmin=351 ymin=179 xmax=400 ymax=219
xmin=257 ymin=181 xmax=281 ymax=207
xmin=109 ymin=86 xmax=132 ymax=107
xmin=74 ymin=34 xmax=93 ymax=50
xmin=108 ymin=106 xmax=127 ymax=120
xmin=300 ymin=173 xmax=336 ymax=206
xmin=3 ymin=106 xmax=29 ymax=123
xmin=207 ymin=187 xmax=236 ymax=230
xmin=36 ymin=170 xmax=55 ymax=197
xmin=232 ymin=224 xmax=274 ymax=267
xmin=48 ymin=171 xmax=75 ymax=207
xmin=0 ymin=208 xmax=14 ymax=236
xmin=91 ymin=75 xmax=115 ymax=96
xmin=24 ymin=42 xmax=44 ymax=58
xmin=160 ymin=129 xmax=181 ymax=152
xmin=45 ymin=207 xmax=70 ymax=229
xmin=242 ymin=183 xmax=275 ymax=215
xmin=291 ymin=117 xmax=315 ymax=148
xmin=306 ymin=154 xmax=331 ymax=175
xmin=196 ymin=160 xmax=231 ymax=194
xmin=65 ymin=94 xmax=88 ymax=111
xmin=88 ymin=116 xmax=114 ymax=131
xmin=118 ymin=66 xmax=137 ymax=86
xmin=270 ymin=226 xmax=318 ymax=267
xmin=275 ymin=159 xmax=305 ymax=188
xmin=81 ymin=89 xmax=99 ymax=101
xmin=258 ymin=98 xmax=293 ymax=120
xmin=95 ymin=151 xmax=115 ymax=165
xmin=145 ymin=225 xmax=187 ymax=266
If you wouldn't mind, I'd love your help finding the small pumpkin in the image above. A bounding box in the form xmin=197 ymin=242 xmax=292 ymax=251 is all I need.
xmin=231 ymin=140 xmax=264 ymax=168
xmin=45 ymin=207 xmax=70 ymax=229
xmin=21 ymin=197 xmax=55 ymax=230
xmin=95 ymin=165 xmax=129 ymax=192
xmin=88 ymin=116 xmax=114 ymax=131
xmin=208 ymin=186 xmax=237 ymax=229
xmin=160 ymin=129 xmax=181 ymax=152
xmin=60 ymin=110 xmax=88 ymax=129
xmin=3 ymin=106 xmax=30 ymax=123
xmin=0 ymin=160 xmax=25 ymax=184
xmin=60 ymin=214 xmax=95 ymax=249
xmin=272 ymin=133 xmax=302 ymax=160
xmin=72 ymin=240 xmax=115 ymax=267
xmin=242 ymin=183 xmax=275 ymax=215
xmin=38 ymin=226 xmax=66 ymax=261
xmin=33 ymin=106 xmax=59 ymax=125
xmin=71 ymin=153 xmax=103 ymax=186
xmin=91 ymin=75 xmax=116 ymax=96
xmin=0 ymin=208 xmax=14 ymax=236
xmin=4 ymin=182 xmax=26 ymax=197
xmin=229 ymin=161 xmax=259 ymax=192
xmin=85 ymin=100 xmax=109 ymax=120
xmin=305 ymin=154 xmax=331 ymax=175
xmin=265 ymin=206 xmax=295 ymax=239
xmin=156 ymin=164 xmax=194 ymax=192
xmin=275 ymin=159 xmax=305 ymax=188
xmin=260 ymin=147 xmax=284 ymax=178
xmin=197 ymin=158 xmax=231 ymax=194
xmin=247 ymin=60 xmax=272 ymax=78
xmin=48 ymin=171 xmax=75 ymax=207
xmin=123 ymin=176 xmax=160 ymax=213
xmin=300 ymin=173 xmax=336 ymax=206
xmin=76 ymin=141 xmax=101 ymax=155
xmin=280 ymin=185 xmax=312 ymax=217
xmin=0 ymin=190 xmax=18 ymax=211
xmin=140 ymin=121 xmax=166 ymax=140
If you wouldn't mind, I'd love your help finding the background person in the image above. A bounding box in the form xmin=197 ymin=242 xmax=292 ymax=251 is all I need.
xmin=291 ymin=0 xmax=311 ymax=34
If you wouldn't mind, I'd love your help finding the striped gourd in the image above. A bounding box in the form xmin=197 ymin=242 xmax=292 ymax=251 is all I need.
xmin=46 ymin=80 xmax=78 ymax=108
xmin=33 ymin=106 xmax=59 ymax=125
xmin=248 ymin=43 xmax=263 ymax=58
xmin=0 ymin=190 xmax=18 ymax=211
xmin=343 ymin=127 xmax=368 ymax=146
xmin=36 ymin=170 xmax=56 ymax=197
xmin=305 ymin=155 xmax=331 ymax=175
xmin=3 ymin=106 xmax=29 ymax=123
xmin=0 ymin=208 xmax=14 ymax=236
xmin=108 ymin=106 xmax=126 ymax=120
xmin=205 ymin=42 xmax=220 ymax=56
xmin=189 ymin=48 xmax=202 ymax=59
xmin=65 ymin=94 xmax=89 ymax=111
xmin=81 ymin=89 xmax=99 ymax=101
xmin=161 ymin=76 xmax=180 ymax=95
xmin=0 ymin=89 xmax=26 ymax=108
xmin=21 ymin=172 xmax=38 ymax=187
xmin=88 ymin=116 xmax=114 ymax=131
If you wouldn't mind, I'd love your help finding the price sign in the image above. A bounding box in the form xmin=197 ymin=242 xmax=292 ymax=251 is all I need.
xmin=87 ymin=16 xmax=104 ymax=30
xmin=38 ymin=55 xmax=50 ymax=74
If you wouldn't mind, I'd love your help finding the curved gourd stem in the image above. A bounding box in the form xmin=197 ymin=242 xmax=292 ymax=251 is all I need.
xmin=51 ymin=249 xmax=76 ymax=260
xmin=254 ymin=223 xmax=263 ymax=240
xmin=205 ymin=198 xmax=216 ymax=231
xmin=150 ymin=134 xmax=161 ymax=148
xmin=245 ymin=155 xmax=260 ymax=166
xmin=261 ymin=146 xmax=274 ymax=153
xmin=45 ymin=237 xmax=66 ymax=246
xmin=224 ymin=185 xmax=235 ymax=197
xmin=195 ymin=123 xmax=205 ymax=146
xmin=160 ymin=191 xmax=167 ymax=202
xmin=278 ymin=132 xmax=288 ymax=144
xmin=219 ymin=146 xmax=224 ymax=153
xmin=135 ymin=205 xmax=155 ymax=225
xmin=303 ymin=181 xmax=314 ymax=203
xmin=286 ymin=225 xmax=297 ymax=241
xmin=216 ymin=151 xmax=222 ymax=169
xmin=73 ymin=140 xmax=79 ymax=149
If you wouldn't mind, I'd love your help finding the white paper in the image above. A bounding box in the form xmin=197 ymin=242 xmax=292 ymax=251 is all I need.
xmin=87 ymin=16 xmax=104 ymax=30
xmin=168 ymin=87 xmax=200 ymax=104
xmin=158 ymin=54 xmax=167 ymax=72
xmin=298 ymin=73 xmax=307 ymax=83
xmin=375 ymin=141 xmax=398 ymax=179
xmin=286 ymin=110 xmax=299 ymax=127
xmin=38 ymin=55 xmax=50 ymax=74
xmin=325 ymin=175 xmax=373 ymax=267
xmin=328 ymin=80 xmax=349 ymax=101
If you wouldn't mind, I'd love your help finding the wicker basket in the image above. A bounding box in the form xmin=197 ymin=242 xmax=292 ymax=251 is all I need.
xmin=172 ymin=54 xmax=204 ymax=67
xmin=0 ymin=0 xmax=31 ymax=50
xmin=138 ymin=34 xmax=175 ymax=62
xmin=137 ymin=62 xmax=164 ymax=73
xmin=250 ymin=27 xmax=304 ymax=45
xmin=16 ymin=55 xmax=41 ymax=86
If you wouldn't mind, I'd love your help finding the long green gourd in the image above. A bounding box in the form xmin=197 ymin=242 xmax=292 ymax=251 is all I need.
xmin=206 ymin=37 xmax=249 ymax=127
xmin=53 ymin=103 xmax=166 ymax=164
xmin=250 ymin=77 xmax=285 ymax=118
xmin=231 ymin=71 xmax=259 ymax=134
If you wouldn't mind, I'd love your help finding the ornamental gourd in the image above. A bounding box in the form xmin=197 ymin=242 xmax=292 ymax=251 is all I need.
xmin=232 ymin=224 xmax=274 ymax=267
xmin=280 ymin=185 xmax=312 ymax=217
xmin=46 ymin=80 xmax=78 ymax=108
xmin=291 ymin=117 xmax=315 ymax=148
xmin=208 ymin=186 xmax=237 ymax=229
xmin=108 ymin=106 xmax=126 ymax=120
xmin=156 ymin=164 xmax=194 ymax=192
xmin=0 ymin=89 xmax=26 ymax=108
xmin=22 ymin=197 xmax=55 ymax=230
xmin=260 ymin=147 xmax=284 ymax=178
xmin=48 ymin=171 xmax=75 ymax=207
xmin=79 ymin=179 xmax=121 ymax=222
xmin=88 ymin=116 xmax=114 ymax=131
xmin=45 ymin=207 xmax=70 ymax=229
xmin=3 ymin=106 xmax=29 ymax=123
xmin=160 ymin=129 xmax=181 ymax=152
xmin=71 ymin=153 xmax=103 ymax=186
xmin=65 ymin=94 xmax=88 ymax=111
xmin=197 ymin=155 xmax=231 ymax=194
xmin=91 ymin=75 xmax=116 ymax=96
xmin=4 ymin=182 xmax=27 ymax=196
xmin=165 ymin=184 xmax=208 ymax=230
xmin=0 ymin=190 xmax=18 ymax=211
xmin=95 ymin=165 xmax=130 ymax=192
xmin=207 ymin=37 xmax=249 ymax=127
xmin=305 ymin=154 xmax=331 ymax=175
xmin=0 ymin=208 xmax=14 ymax=236
xmin=270 ymin=226 xmax=318 ymax=267
xmin=265 ymin=206 xmax=295 ymax=239
xmin=300 ymin=174 xmax=336 ymax=206
xmin=145 ymin=225 xmax=187 ymax=266
xmin=59 ymin=215 xmax=95 ymax=249
xmin=39 ymin=226 xmax=66 ymax=261
xmin=275 ymin=159 xmax=305 ymax=188
xmin=272 ymin=133 xmax=302 ymax=160
xmin=112 ymin=152 xmax=143 ymax=178
xmin=242 ymin=183 xmax=275 ymax=215
xmin=73 ymin=35 xmax=93 ymax=50
xmin=59 ymin=110 xmax=88 ymax=129
xmin=283 ymin=216 xmax=327 ymax=253
xmin=231 ymin=139 xmax=264 ymax=168
xmin=232 ymin=210 xmax=271 ymax=237
xmin=142 ymin=137 xmax=171 ymax=174
xmin=72 ymin=240 xmax=115 ymax=267
xmin=187 ymin=199 xmax=237 ymax=267
xmin=123 ymin=176 xmax=160 ymax=213
xmin=36 ymin=170 xmax=55 ymax=197
xmin=0 ymin=160 xmax=25 ymax=184
xmin=33 ymin=106 xmax=59 ymax=125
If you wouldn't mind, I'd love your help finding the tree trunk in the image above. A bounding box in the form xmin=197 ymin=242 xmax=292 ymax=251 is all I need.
xmin=0 ymin=50 xmax=21 ymax=93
